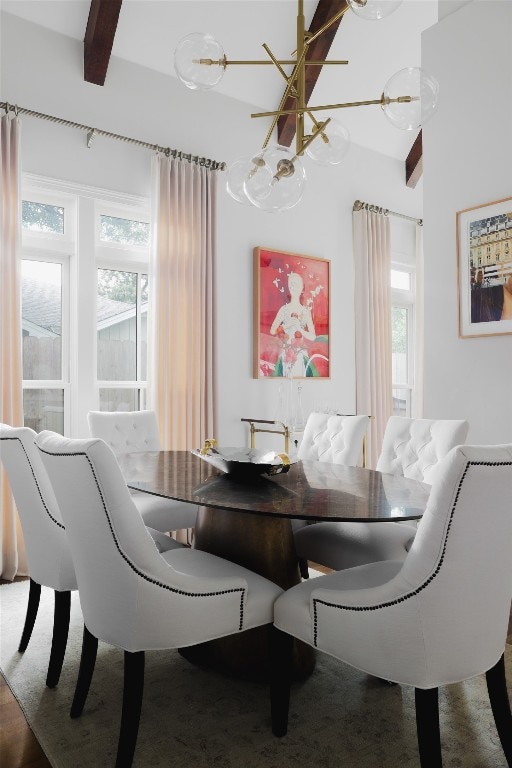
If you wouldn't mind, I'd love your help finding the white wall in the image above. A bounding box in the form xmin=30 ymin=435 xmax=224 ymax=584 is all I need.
xmin=438 ymin=0 xmax=472 ymax=20
xmin=1 ymin=12 xmax=423 ymax=445
xmin=422 ymin=0 xmax=512 ymax=443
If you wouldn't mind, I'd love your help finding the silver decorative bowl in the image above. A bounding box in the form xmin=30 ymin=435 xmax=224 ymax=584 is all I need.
xmin=191 ymin=446 xmax=294 ymax=480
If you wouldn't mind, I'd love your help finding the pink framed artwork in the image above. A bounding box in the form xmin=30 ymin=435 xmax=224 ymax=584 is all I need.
xmin=253 ymin=246 xmax=330 ymax=379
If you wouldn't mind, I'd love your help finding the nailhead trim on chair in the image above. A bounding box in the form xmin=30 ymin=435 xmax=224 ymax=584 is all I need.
xmin=312 ymin=460 xmax=512 ymax=647
xmin=1 ymin=436 xmax=65 ymax=530
xmin=37 ymin=447 xmax=246 ymax=631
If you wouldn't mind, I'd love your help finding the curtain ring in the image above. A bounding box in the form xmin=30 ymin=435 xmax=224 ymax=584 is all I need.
xmin=4 ymin=101 xmax=10 ymax=116
xmin=14 ymin=104 xmax=19 ymax=117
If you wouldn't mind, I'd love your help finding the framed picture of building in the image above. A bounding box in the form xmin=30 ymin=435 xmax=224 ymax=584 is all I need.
xmin=253 ymin=246 xmax=330 ymax=378
xmin=456 ymin=197 xmax=512 ymax=338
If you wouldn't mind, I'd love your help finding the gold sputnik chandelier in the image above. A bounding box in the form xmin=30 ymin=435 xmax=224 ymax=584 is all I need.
xmin=174 ymin=0 xmax=439 ymax=212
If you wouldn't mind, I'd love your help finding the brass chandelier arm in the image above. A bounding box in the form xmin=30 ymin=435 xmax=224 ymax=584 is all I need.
xmin=291 ymin=2 xmax=351 ymax=55
xmin=260 ymin=44 xmax=304 ymax=149
xmin=262 ymin=43 xmax=293 ymax=84
xmin=262 ymin=44 xmax=328 ymax=139
xmin=251 ymin=95 xmax=414 ymax=119
xmin=198 ymin=58 xmax=348 ymax=66
xmin=298 ymin=117 xmax=332 ymax=156
xmin=295 ymin=1 xmax=307 ymax=156
xmin=243 ymin=1 xmax=353 ymax=156
xmin=261 ymin=43 xmax=331 ymax=156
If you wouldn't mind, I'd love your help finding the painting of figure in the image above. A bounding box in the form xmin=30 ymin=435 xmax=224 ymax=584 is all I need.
xmin=254 ymin=247 xmax=330 ymax=378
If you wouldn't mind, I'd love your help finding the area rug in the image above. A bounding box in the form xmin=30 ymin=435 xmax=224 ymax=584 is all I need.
xmin=1 ymin=581 xmax=510 ymax=768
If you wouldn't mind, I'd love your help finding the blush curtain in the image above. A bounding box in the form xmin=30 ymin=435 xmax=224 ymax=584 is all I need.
xmin=353 ymin=207 xmax=393 ymax=469
xmin=0 ymin=113 xmax=27 ymax=579
xmin=148 ymin=155 xmax=217 ymax=450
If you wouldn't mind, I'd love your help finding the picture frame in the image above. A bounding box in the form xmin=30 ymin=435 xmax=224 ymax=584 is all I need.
xmin=253 ymin=246 xmax=330 ymax=378
xmin=456 ymin=197 xmax=512 ymax=338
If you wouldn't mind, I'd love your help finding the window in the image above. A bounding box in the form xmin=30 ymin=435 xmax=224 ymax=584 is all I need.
xmin=21 ymin=175 xmax=150 ymax=435
xmin=20 ymin=182 xmax=75 ymax=434
xmin=391 ymin=266 xmax=415 ymax=417
xmin=95 ymin=201 xmax=150 ymax=413
xmin=21 ymin=255 xmax=69 ymax=434
xmin=97 ymin=267 xmax=149 ymax=411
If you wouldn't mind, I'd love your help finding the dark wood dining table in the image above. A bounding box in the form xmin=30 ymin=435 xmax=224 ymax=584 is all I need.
xmin=118 ymin=450 xmax=430 ymax=680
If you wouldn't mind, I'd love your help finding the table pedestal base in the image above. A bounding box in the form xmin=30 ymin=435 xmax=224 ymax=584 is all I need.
xmin=183 ymin=506 xmax=315 ymax=681
xmin=179 ymin=625 xmax=314 ymax=682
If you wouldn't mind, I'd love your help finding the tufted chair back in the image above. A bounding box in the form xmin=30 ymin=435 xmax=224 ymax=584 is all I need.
xmin=298 ymin=413 xmax=369 ymax=467
xmin=376 ymin=416 xmax=469 ymax=485
xmin=0 ymin=424 xmax=76 ymax=591
xmin=87 ymin=410 xmax=161 ymax=456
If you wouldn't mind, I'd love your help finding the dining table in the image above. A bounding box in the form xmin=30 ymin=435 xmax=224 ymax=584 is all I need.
xmin=118 ymin=450 xmax=430 ymax=680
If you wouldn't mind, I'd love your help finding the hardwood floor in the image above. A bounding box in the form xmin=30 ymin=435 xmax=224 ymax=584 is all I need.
xmin=0 ymin=577 xmax=52 ymax=768
xmin=0 ymin=674 xmax=51 ymax=768
xmin=1 ymin=576 xmax=511 ymax=768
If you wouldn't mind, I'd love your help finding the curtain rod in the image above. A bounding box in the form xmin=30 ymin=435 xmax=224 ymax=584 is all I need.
xmin=1 ymin=101 xmax=226 ymax=172
xmin=353 ymin=199 xmax=422 ymax=226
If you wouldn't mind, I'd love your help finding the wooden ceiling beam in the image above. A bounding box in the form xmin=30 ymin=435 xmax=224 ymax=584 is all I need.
xmin=405 ymin=130 xmax=423 ymax=188
xmin=277 ymin=0 xmax=349 ymax=147
xmin=84 ymin=0 xmax=123 ymax=86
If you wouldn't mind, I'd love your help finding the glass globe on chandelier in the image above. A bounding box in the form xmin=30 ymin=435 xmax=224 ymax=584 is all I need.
xmin=174 ymin=0 xmax=439 ymax=213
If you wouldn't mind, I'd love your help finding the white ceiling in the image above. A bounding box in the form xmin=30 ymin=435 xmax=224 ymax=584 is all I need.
xmin=2 ymin=0 xmax=439 ymax=160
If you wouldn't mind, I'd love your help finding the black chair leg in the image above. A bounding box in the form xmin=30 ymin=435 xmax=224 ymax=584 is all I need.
xmin=115 ymin=650 xmax=145 ymax=768
xmin=415 ymin=687 xmax=442 ymax=768
xmin=486 ymin=653 xmax=512 ymax=766
xmin=70 ymin=626 xmax=99 ymax=719
xmin=18 ymin=578 xmax=41 ymax=652
xmin=46 ymin=589 xmax=71 ymax=688
xmin=270 ymin=626 xmax=294 ymax=737
xmin=298 ymin=558 xmax=310 ymax=580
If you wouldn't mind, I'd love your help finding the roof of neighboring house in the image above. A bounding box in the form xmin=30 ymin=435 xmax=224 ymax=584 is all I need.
xmin=22 ymin=274 xmax=136 ymax=335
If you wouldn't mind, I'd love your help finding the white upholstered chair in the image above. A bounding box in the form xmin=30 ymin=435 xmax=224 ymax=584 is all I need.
xmin=0 ymin=424 xmax=76 ymax=687
xmin=271 ymin=444 xmax=512 ymax=767
xmin=36 ymin=430 xmax=283 ymax=768
xmin=292 ymin=413 xmax=369 ymax=577
xmin=297 ymin=413 xmax=369 ymax=466
xmin=376 ymin=416 xmax=470 ymax=483
xmin=294 ymin=417 xmax=469 ymax=571
xmin=87 ymin=410 xmax=198 ymax=533
xmin=0 ymin=425 xmax=182 ymax=689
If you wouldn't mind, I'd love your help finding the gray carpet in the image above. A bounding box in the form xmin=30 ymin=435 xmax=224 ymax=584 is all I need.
xmin=1 ymin=580 xmax=510 ymax=768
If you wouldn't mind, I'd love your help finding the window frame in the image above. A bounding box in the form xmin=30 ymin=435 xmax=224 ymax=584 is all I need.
xmin=21 ymin=178 xmax=77 ymax=435
xmin=20 ymin=245 xmax=72 ymax=436
xmin=94 ymin=196 xmax=151 ymax=412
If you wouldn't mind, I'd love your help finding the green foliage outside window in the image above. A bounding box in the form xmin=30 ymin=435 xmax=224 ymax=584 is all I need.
xmin=97 ymin=269 xmax=148 ymax=305
xmin=100 ymin=215 xmax=150 ymax=247
xmin=392 ymin=306 xmax=407 ymax=354
xmin=22 ymin=201 xmax=64 ymax=233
